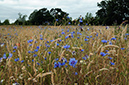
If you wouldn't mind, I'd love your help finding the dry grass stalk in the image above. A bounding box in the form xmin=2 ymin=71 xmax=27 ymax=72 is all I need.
xmin=18 ymin=50 xmax=22 ymax=61
xmin=87 ymin=60 xmax=94 ymax=71
xmin=99 ymin=68 xmax=109 ymax=71
xmin=59 ymin=50 xmax=65 ymax=61
xmin=96 ymin=44 xmax=103 ymax=54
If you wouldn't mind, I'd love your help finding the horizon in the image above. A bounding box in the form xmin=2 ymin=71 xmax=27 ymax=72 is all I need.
xmin=0 ymin=0 xmax=102 ymax=23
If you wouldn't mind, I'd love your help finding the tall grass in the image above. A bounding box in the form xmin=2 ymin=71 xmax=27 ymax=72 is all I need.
xmin=0 ymin=25 xmax=129 ymax=85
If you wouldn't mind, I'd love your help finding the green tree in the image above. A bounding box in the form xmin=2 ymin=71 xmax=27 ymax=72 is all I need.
xmin=3 ymin=19 xmax=10 ymax=25
xmin=14 ymin=13 xmax=27 ymax=25
xmin=96 ymin=0 xmax=129 ymax=25
xmin=29 ymin=8 xmax=54 ymax=25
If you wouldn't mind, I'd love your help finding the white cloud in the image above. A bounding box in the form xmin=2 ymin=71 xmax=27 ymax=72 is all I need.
xmin=0 ymin=0 xmax=102 ymax=23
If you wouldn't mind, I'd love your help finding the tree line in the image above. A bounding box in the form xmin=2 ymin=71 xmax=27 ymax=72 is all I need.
xmin=0 ymin=0 xmax=129 ymax=26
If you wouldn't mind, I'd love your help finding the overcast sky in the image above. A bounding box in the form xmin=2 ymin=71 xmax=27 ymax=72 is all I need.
xmin=0 ymin=0 xmax=102 ymax=23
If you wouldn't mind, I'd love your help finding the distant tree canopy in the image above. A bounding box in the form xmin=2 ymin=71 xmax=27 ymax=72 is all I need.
xmin=96 ymin=0 xmax=129 ymax=25
xmin=29 ymin=8 xmax=70 ymax=25
xmin=3 ymin=19 xmax=10 ymax=25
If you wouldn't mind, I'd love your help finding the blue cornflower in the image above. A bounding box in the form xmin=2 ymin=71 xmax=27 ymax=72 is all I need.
xmin=101 ymin=40 xmax=107 ymax=43
xmin=68 ymin=22 xmax=71 ymax=24
xmin=33 ymin=54 xmax=37 ymax=57
xmin=110 ymin=62 xmax=115 ymax=65
xmin=81 ymin=49 xmax=84 ymax=52
xmin=21 ymin=60 xmax=24 ymax=63
xmin=75 ymin=72 xmax=78 ymax=75
xmin=55 ymin=58 xmax=59 ymax=61
xmin=121 ymin=48 xmax=125 ymax=50
xmin=86 ymin=36 xmax=89 ymax=38
xmin=86 ymin=23 xmax=88 ymax=25
xmin=29 ymin=44 xmax=32 ymax=46
xmin=40 ymin=38 xmax=43 ymax=40
xmin=100 ymin=52 xmax=106 ymax=56
xmin=67 ymin=29 xmax=69 ymax=32
xmin=56 ymin=19 xmax=58 ymax=21
xmin=36 ymin=46 xmax=40 ymax=49
xmin=64 ymin=45 xmax=70 ymax=49
xmin=108 ymin=57 xmax=112 ymax=60
xmin=13 ymin=46 xmax=17 ymax=49
xmin=54 ymin=62 xmax=61 ymax=68
xmin=57 ymin=43 xmax=59 ymax=46
xmin=84 ymin=38 xmax=88 ymax=41
xmin=48 ymin=52 xmax=51 ymax=55
xmin=61 ymin=32 xmax=65 ymax=34
xmin=111 ymin=37 xmax=116 ymax=40
xmin=15 ymin=58 xmax=19 ymax=62
xmin=124 ymin=38 xmax=127 ymax=40
xmin=40 ymin=35 xmax=43 ymax=37
xmin=28 ymin=51 xmax=31 ymax=53
xmin=34 ymin=49 xmax=38 ymax=52
xmin=32 ymin=59 xmax=34 ymax=62
xmin=3 ymin=54 xmax=7 ymax=59
xmin=8 ymin=53 xmax=13 ymax=58
xmin=27 ymin=39 xmax=33 ymax=43
xmin=50 ymin=40 xmax=54 ymax=42
xmin=77 ymin=37 xmax=80 ymax=39
xmin=44 ymin=57 xmax=47 ymax=60
xmin=69 ymin=58 xmax=78 ymax=67
xmin=13 ymin=50 xmax=16 ymax=52
xmin=109 ymin=41 xmax=112 ymax=45
xmin=47 ymin=41 xmax=49 ymax=43
xmin=37 ymin=62 xmax=40 ymax=65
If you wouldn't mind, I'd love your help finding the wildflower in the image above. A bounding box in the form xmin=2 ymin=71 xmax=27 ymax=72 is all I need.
xmin=75 ymin=72 xmax=78 ymax=75
xmin=100 ymin=52 xmax=106 ymax=56
xmin=27 ymin=39 xmax=33 ymax=43
xmin=13 ymin=46 xmax=17 ymax=49
xmin=21 ymin=60 xmax=24 ymax=63
xmin=109 ymin=41 xmax=112 ymax=45
xmin=55 ymin=58 xmax=59 ymax=61
xmin=80 ymin=49 xmax=84 ymax=52
xmin=15 ymin=58 xmax=19 ymax=62
xmin=86 ymin=36 xmax=89 ymax=38
xmin=40 ymin=35 xmax=43 ymax=37
xmin=121 ymin=48 xmax=125 ymax=50
xmin=36 ymin=46 xmax=40 ymax=49
xmin=108 ymin=57 xmax=112 ymax=60
xmin=67 ymin=29 xmax=69 ymax=32
xmin=56 ymin=19 xmax=58 ymax=21
xmin=101 ymin=40 xmax=107 ymax=43
xmin=84 ymin=38 xmax=88 ymax=41
xmin=110 ymin=62 xmax=115 ymax=65
xmin=64 ymin=45 xmax=70 ymax=49
xmin=33 ymin=54 xmax=37 ymax=57
xmin=48 ymin=52 xmax=51 ymax=55
xmin=69 ymin=58 xmax=78 ymax=67
xmin=34 ymin=49 xmax=38 ymax=52
xmin=37 ymin=62 xmax=40 ymax=65
xmin=111 ymin=37 xmax=116 ymax=40
xmin=77 ymin=37 xmax=80 ymax=39
xmin=8 ymin=53 xmax=13 ymax=58
xmin=13 ymin=50 xmax=16 ymax=52
xmin=54 ymin=62 xmax=61 ymax=68
xmin=68 ymin=22 xmax=71 ymax=24
xmin=57 ymin=43 xmax=59 ymax=46
xmin=40 ymin=38 xmax=43 ymax=40
xmin=72 ymin=51 xmax=76 ymax=55
xmin=61 ymin=32 xmax=65 ymax=34
xmin=29 ymin=44 xmax=32 ymax=46
xmin=28 ymin=51 xmax=31 ymax=53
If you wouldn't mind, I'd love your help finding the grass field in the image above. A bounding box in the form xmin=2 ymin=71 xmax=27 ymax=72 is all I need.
xmin=0 ymin=25 xmax=129 ymax=85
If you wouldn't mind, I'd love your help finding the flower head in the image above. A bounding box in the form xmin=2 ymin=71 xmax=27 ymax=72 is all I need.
xmin=69 ymin=58 xmax=78 ymax=67
xmin=54 ymin=62 xmax=61 ymax=68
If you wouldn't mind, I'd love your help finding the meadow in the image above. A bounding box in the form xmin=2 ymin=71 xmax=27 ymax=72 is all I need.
xmin=0 ymin=24 xmax=129 ymax=85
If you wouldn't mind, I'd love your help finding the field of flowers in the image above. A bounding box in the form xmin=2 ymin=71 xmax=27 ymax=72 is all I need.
xmin=0 ymin=25 xmax=129 ymax=85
